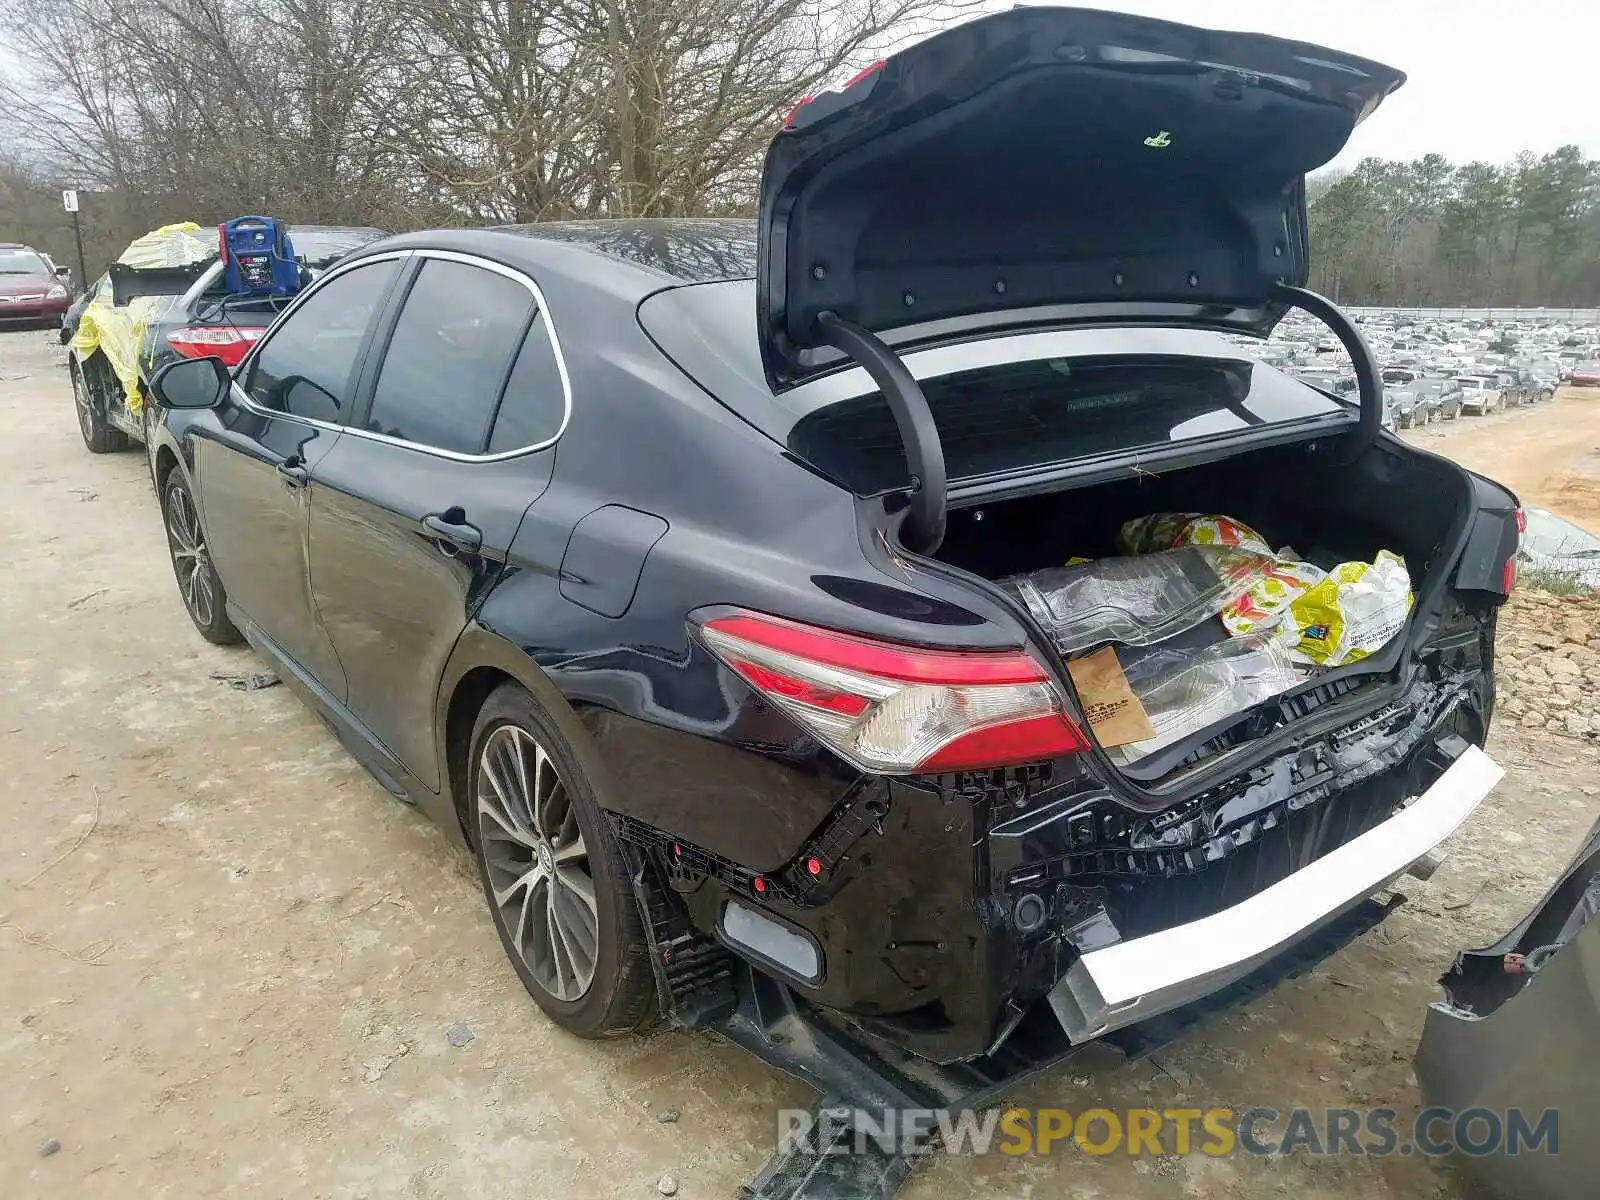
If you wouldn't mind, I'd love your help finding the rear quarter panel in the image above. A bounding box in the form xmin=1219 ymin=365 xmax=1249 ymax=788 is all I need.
xmin=444 ymin=270 xmax=1017 ymax=868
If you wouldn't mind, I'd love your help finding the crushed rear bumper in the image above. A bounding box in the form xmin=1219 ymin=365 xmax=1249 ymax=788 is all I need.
xmin=1050 ymin=743 xmax=1502 ymax=1041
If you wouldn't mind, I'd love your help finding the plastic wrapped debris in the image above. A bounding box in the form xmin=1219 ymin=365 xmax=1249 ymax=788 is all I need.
xmin=1114 ymin=510 xmax=1415 ymax=662
xmin=1222 ymin=557 xmax=1327 ymax=637
xmin=1118 ymin=512 xmax=1272 ymax=556
xmin=1280 ymin=549 xmax=1414 ymax=666
xmin=1109 ymin=636 xmax=1305 ymax=765
xmin=1002 ymin=545 xmax=1280 ymax=656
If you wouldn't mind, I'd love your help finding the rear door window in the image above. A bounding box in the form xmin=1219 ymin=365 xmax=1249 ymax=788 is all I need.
xmin=362 ymin=259 xmax=533 ymax=454
xmin=245 ymin=259 xmax=399 ymax=422
xmin=486 ymin=311 xmax=567 ymax=452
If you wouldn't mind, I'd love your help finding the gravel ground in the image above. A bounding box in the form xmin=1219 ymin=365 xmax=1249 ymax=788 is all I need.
xmin=2 ymin=326 xmax=1597 ymax=1199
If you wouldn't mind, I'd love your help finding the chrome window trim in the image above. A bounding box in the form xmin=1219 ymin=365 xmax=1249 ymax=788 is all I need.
xmin=233 ymin=247 xmax=573 ymax=461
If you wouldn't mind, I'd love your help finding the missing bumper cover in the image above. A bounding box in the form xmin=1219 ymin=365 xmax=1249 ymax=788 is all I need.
xmin=1048 ymin=743 xmax=1503 ymax=1042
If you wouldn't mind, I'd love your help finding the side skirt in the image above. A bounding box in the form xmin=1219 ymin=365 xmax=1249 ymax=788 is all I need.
xmin=233 ymin=604 xmax=427 ymax=804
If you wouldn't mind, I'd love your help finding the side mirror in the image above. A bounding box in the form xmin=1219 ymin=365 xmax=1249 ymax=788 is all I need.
xmin=54 ymin=264 xmax=71 ymax=280
xmin=153 ymin=356 xmax=229 ymax=410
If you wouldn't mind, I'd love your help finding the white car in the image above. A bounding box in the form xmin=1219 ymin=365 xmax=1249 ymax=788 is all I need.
xmin=1454 ymin=375 xmax=1502 ymax=415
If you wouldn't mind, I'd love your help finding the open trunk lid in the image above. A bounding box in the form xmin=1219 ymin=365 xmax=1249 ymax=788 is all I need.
xmin=756 ymin=6 xmax=1404 ymax=388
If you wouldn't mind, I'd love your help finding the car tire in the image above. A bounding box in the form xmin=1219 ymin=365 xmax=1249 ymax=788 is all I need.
xmin=469 ymin=681 xmax=657 ymax=1039
xmin=161 ymin=471 xmax=243 ymax=645
xmin=72 ymin=362 xmax=129 ymax=454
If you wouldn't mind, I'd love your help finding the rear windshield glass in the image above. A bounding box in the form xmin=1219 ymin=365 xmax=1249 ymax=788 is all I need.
xmin=790 ymin=354 xmax=1346 ymax=493
xmin=639 ymin=280 xmax=1353 ymax=495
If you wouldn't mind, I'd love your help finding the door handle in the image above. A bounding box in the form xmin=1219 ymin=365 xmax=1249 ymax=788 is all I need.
xmin=423 ymin=508 xmax=483 ymax=555
xmin=277 ymin=459 xmax=309 ymax=488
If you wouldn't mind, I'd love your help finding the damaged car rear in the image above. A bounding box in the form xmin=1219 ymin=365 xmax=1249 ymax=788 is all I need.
xmin=623 ymin=6 xmax=1517 ymax=1065
xmin=150 ymin=6 xmax=1518 ymax=1142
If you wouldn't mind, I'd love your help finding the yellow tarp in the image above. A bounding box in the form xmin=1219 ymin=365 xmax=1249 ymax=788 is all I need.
xmin=72 ymin=222 xmax=214 ymax=417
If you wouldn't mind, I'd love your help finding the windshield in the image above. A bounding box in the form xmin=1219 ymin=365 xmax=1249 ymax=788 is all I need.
xmin=0 ymin=248 xmax=50 ymax=275
xmin=1524 ymin=509 xmax=1600 ymax=558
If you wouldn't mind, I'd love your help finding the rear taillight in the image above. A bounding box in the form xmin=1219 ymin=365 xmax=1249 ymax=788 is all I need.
xmin=167 ymin=325 xmax=264 ymax=367
xmin=1504 ymin=505 xmax=1525 ymax=593
xmin=698 ymin=611 xmax=1089 ymax=774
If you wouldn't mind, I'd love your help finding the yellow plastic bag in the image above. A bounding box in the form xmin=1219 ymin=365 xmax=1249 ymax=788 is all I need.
xmin=1280 ymin=550 xmax=1414 ymax=666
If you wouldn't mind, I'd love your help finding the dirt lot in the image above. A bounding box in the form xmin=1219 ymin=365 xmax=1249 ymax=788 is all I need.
xmin=2 ymin=326 xmax=1597 ymax=1200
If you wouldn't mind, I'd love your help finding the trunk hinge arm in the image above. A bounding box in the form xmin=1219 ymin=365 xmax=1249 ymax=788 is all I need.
xmin=1273 ymin=283 xmax=1384 ymax=450
xmin=815 ymin=310 xmax=947 ymax=555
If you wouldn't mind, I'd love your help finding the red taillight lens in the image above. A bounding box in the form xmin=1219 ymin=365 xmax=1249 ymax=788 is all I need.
xmin=698 ymin=611 xmax=1090 ymax=774
xmin=1504 ymin=505 xmax=1525 ymax=594
xmin=167 ymin=325 xmax=265 ymax=367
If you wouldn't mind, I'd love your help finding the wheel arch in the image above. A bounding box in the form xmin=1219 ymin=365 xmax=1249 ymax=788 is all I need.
xmin=432 ymin=624 xmax=607 ymax=853
xmin=153 ymin=443 xmax=181 ymax=492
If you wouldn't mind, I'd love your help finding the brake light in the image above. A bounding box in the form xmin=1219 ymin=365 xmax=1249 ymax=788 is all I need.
xmin=167 ymin=325 xmax=264 ymax=367
xmin=1504 ymin=505 xmax=1525 ymax=593
xmin=783 ymin=58 xmax=885 ymax=128
xmin=698 ymin=612 xmax=1089 ymax=774
xmin=841 ymin=58 xmax=885 ymax=90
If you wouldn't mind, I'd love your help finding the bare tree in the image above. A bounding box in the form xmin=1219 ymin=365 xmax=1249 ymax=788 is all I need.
xmin=1 ymin=0 xmax=979 ymax=263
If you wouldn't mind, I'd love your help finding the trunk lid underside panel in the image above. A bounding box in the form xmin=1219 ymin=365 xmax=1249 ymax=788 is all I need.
xmin=757 ymin=6 xmax=1405 ymax=387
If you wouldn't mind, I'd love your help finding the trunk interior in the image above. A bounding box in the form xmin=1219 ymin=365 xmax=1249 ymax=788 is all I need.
xmin=933 ymin=435 xmax=1475 ymax=780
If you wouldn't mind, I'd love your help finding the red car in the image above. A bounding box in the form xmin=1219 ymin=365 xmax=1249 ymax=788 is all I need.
xmin=1569 ymin=363 xmax=1600 ymax=388
xmin=0 ymin=243 xmax=72 ymax=328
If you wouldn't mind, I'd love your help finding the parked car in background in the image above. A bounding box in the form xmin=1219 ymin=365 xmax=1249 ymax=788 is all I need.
xmin=1411 ymin=376 xmax=1464 ymax=422
xmin=1382 ymin=367 xmax=1423 ymax=427
xmin=1569 ymin=363 xmax=1600 ymax=388
xmin=69 ymin=220 xmax=386 ymax=461
xmin=1389 ymin=386 xmax=1432 ymax=427
xmin=59 ymin=272 xmax=107 ymax=344
xmin=1301 ymin=366 xmax=1395 ymax=430
xmin=0 ymin=242 xmax=72 ymax=328
xmin=1492 ymin=369 xmax=1531 ymax=406
xmin=139 ymin=9 xmax=1516 ymax=1088
xmin=1456 ymin=375 xmax=1503 ymax=414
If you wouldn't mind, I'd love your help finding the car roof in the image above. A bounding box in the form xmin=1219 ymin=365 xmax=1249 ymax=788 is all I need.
xmin=492 ymin=218 xmax=757 ymax=285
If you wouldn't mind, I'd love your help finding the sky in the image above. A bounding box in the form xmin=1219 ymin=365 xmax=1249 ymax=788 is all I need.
xmin=958 ymin=0 xmax=1599 ymax=170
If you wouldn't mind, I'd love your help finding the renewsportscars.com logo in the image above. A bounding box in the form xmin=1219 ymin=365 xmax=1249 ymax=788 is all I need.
xmin=777 ymin=1105 xmax=1559 ymax=1159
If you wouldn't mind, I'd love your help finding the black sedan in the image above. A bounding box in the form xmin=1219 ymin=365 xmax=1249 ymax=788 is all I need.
xmin=144 ymin=8 xmax=1517 ymax=1081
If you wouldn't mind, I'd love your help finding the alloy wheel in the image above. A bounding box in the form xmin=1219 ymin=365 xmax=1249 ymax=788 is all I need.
xmin=165 ymin=485 xmax=216 ymax=628
xmin=476 ymin=724 xmax=598 ymax=1001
